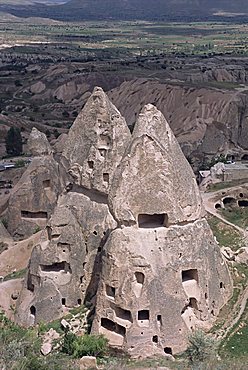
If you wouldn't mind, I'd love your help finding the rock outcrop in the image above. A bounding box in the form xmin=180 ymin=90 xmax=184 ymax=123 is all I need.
xmin=27 ymin=127 xmax=52 ymax=157
xmin=13 ymin=88 xmax=232 ymax=358
xmin=91 ymin=104 xmax=232 ymax=357
xmin=63 ymin=86 xmax=131 ymax=194
xmin=15 ymin=87 xmax=128 ymax=325
xmin=6 ymin=155 xmax=64 ymax=239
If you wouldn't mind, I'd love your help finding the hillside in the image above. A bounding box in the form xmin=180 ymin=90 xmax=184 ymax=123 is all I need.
xmin=1 ymin=0 xmax=248 ymax=21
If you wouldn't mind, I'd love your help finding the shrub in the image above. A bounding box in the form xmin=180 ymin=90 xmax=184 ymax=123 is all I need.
xmin=15 ymin=159 xmax=26 ymax=168
xmin=62 ymin=333 xmax=108 ymax=358
xmin=186 ymin=330 xmax=217 ymax=364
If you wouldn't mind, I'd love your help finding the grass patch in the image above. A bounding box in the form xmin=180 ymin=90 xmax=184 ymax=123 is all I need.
xmin=221 ymin=301 xmax=248 ymax=358
xmin=207 ymin=215 xmax=243 ymax=251
xmin=219 ymin=207 xmax=248 ymax=229
xmin=3 ymin=268 xmax=27 ymax=282
xmin=207 ymin=179 xmax=248 ymax=192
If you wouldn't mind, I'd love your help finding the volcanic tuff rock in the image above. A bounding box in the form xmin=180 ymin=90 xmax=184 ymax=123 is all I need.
xmin=109 ymin=104 xmax=204 ymax=226
xmin=6 ymin=155 xmax=64 ymax=240
xmin=108 ymin=79 xmax=248 ymax=162
xmin=91 ymin=103 xmax=232 ymax=356
xmin=27 ymin=127 xmax=52 ymax=157
xmin=62 ymin=86 xmax=131 ymax=194
xmin=12 ymin=88 xmax=232 ymax=357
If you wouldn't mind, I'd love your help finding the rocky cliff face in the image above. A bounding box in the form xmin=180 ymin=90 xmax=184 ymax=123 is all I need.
xmin=13 ymin=87 xmax=232 ymax=357
xmin=108 ymin=79 xmax=248 ymax=164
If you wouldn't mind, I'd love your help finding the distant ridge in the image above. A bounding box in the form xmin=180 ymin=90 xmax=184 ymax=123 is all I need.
xmin=0 ymin=0 xmax=248 ymax=21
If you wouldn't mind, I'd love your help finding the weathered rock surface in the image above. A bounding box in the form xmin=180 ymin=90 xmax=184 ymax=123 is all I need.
xmin=27 ymin=127 xmax=52 ymax=157
xmin=108 ymin=78 xmax=248 ymax=163
xmin=92 ymin=104 xmax=232 ymax=357
xmin=12 ymin=89 xmax=232 ymax=358
xmin=63 ymin=86 xmax=131 ymax=194
xmin=6 ymin=155 xmax=64 ymax=239
xmin=40 ymin=328 xmax=60 ymax=356
xmin=109 ymin=104 xmax=204 ymax=226
xmin=79 ymin=356 xmax=97 ymax=370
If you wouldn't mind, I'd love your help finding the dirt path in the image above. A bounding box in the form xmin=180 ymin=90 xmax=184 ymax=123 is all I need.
xmin=201 ymin=187 xmax=248 ymax=238
xmin=201 ymin=184 xmax=248 ymax=339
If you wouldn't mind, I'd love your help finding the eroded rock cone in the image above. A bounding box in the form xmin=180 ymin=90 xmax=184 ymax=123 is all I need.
xmin=27 ymin=127 xmax=52 ymax=157
xmin=7 ymin=156 xmax=64 ymax=240
xmin=62 ymin=86 xmax=131 ymax=194
xmin=91 ymin=104 xmax=232 ymax=357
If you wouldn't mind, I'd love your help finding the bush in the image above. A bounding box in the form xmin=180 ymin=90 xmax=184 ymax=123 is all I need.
xmin=15 ymin=159 xmax=26 ymax=168
xmin=186 ymin=330 xmax=217 ymax=364
xmin=62 ymin=332 xmax=108 ymax=358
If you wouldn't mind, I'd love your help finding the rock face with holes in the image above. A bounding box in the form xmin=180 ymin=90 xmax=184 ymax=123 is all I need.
xmin=14 ymin=90 xmax=232 ymax=358
xmin=15 ymin=87 xmax=126 ymax=325
xmin=62 ymin=86 xmax=131 ymax=194
xmin=91 ymin=104 xmax=232 ymax=357
xmin=6 ymin=155 xmax=64 ymax=240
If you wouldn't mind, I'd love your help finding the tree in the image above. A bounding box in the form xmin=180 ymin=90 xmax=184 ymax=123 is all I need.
xmin=5 ymin=127 xmax=23 ymax=156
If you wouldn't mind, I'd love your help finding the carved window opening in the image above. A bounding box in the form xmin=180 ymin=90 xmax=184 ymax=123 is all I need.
xmin=106 ymin=285 xmax=115 ymax=298
xmin=238 ymin=200 xmax=248 ymax=207
xmin=138 ymin=310 xmax=149 ymax=326
xmin=241 ymin=154 xmax=248 ymax=161
xmin=88 ymin=161 xmax=94 ymax=169
xmin=164 ymin=347 xmax=173 ymax=355
xmin=101 ymin=318 xmax=126 ymax=336
xmin=152 ymin=335 xmax=158 ymax=343
xmin=223 ymin=197 xmax=236 ymax=206
xmin=62 ymin=298 xmax=66 ymax=306
xmin=21 ymin=210 xmax=48 ymax=219
xmin=135 ymin=272 xmax=144 ymax=284
xmin=138 ymin=213 xmax=168 ymax=228
xmin=78 ymin=299 xmax=82 ymax=305
xmin=182 ymin=269 xmax=198 ymax=283
xmin=43 ymin=180 xmax=51 ymax=188
xmin=30 ymin=305 xmax=36 ymax=317
xmin=40 ymin=262 xmax=72 ymax=274
xmin=189 ymin=297 xmax=198 ymax=310
xmin=103 ymin=173 xmax=109 ymax=183
xmin=114 ymin=306 xmax=132 ymax=322
xmin=215 ymin=203 xmax=221 ymax=209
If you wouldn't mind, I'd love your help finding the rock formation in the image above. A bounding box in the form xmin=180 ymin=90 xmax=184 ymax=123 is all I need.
xmin=13 ymin=88 xmax=232 ymax=358
xmin=6 ymin=155 xmax=64 ymax=240
xmin=15 ymin=87 xmax=129 ymax=325
xmin=91 ymin=104 xmax=232 ymax=357
xmin=27 ymin=127 xmax=53 ymax=157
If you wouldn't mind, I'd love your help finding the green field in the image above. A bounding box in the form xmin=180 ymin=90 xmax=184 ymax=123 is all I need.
xmin=1 ymin=19 xmax=248 ymax=57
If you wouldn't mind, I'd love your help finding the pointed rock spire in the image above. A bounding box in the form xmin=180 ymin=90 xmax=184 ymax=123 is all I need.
xmin=28 ymin=127 xmax=52 ymax=156
xmin=109 ymin=104 xmax=203 ymax=226
xmin=62 ymin=87 xmax=131 ymax=194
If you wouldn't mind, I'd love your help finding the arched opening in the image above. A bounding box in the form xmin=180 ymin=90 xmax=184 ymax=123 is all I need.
xmin=241 ymin=154 xmax=248 ymax=161
xmin=30 ymin=305 xmax=36 ymax=317
xmin=152 ymin=335 xmax=158 ymax=343
xmin=215 ymin=203 xmax=221 ymax=209
xmin=135 ymin=272 xmax=144 ymax=284
xmin=164 ymin=347 xmax=173 ymax=355
xmin=238 ymin=200 xmax=248 ymax=207
xmin=62 ymin=298 xmax=66 ymax=306
xmin=223 ymin=197 xmax=236 ymax=207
